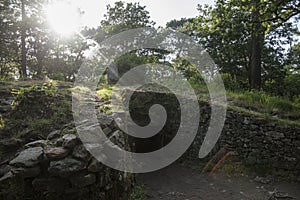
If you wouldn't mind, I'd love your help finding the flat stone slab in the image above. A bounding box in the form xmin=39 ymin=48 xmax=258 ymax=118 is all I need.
xmin=9 ymin=147 xmax=43 ymax=167
xmin=25 ymin=140 xmax=47 ymax=148
xmin=45 ymin=147 xmax=70 ymax=160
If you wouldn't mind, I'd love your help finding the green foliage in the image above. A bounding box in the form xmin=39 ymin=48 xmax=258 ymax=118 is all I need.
xmin=97 ymin=87 xmax=113 ymax=114
xmin=5 ymin=81 xmax=73 ymax=138
xmin=128 ymin=184 xmax=146 ymax=200
xmin=97 ymin=87 xmax=113 ymax=102
xmin=227 ymin=90 xmax=300 ymax=119
xmin=221 ymin=73 xmax=244 ymax=91
xmin=180 ymin=0 xmax=299 ymax=90
xmin=283 ymin=74 xmax=300 ymax=98
xmin=0 ymin=0 xmax=91 ymax=80
xmin=114 ymin=52 xmax=147 ymax=77
xmin=293 ymin=95 xmax=300 ymax=107
xmin=101 ymin=1 xmax=155 ymax=36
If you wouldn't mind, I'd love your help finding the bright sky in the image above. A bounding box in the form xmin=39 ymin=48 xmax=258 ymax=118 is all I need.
xmin=72 ymin=0 xmax=215 ymax=28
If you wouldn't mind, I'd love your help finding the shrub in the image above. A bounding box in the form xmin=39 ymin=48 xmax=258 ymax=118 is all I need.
xmin=283 ymin=74 xmax=300 ymax=98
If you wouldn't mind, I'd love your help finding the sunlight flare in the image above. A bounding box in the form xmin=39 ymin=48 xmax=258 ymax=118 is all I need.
xmin=45 ymin=1 xmax=81 ymax=36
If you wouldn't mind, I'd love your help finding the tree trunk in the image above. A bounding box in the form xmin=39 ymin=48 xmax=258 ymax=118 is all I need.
xmin=21 ymin=0 xmax=27 ymax=78
xmin=250 ymin=5 xmax=264 ymax=90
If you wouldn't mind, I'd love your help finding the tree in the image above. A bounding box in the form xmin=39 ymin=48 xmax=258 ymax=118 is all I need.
xmin=20 ymin=0 xmax=27 ymax=78
xmin=183 ymin=0 xmax=299 ymax=90
xmin=0 ymin=0 xmax=19 ymax=79
xmin=101 ymin=1 xmax=155 ymax=36
xmin=247 ymin=0 xmax=299 ymax=90
xmin=100 ymin=1 xmax=156 ymax=84
xmin=286 ymin=42 xmax=300 ymax=73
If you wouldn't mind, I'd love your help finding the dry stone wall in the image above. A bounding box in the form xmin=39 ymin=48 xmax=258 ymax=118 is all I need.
xmin=0 ymin=115 xmax=133 ymax=200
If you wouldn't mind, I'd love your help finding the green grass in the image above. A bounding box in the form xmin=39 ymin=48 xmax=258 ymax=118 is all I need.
xmin=0 ymin=81 xmax=73 ymax=139
xmin=96 ymin=86 xmax=114 ymax=114
xmin=128 ymin=184 xmax=146 ymax=200
xmin=226 ymin=90 xmax=300 ymax=121
xmin=97 ymin=87 xmax=113 ymax=102
xmin=187 ymin=82 xmax=300 ymax=125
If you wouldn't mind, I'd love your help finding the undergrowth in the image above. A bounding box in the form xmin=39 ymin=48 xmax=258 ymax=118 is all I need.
xmin=1 ymin=81 xmax=73 ymax=140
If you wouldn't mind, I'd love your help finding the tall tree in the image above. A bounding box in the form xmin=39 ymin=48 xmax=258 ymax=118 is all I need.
xmin=184 ymin=0 xmax=299 ymax=90
xmin=100 ymin=1 xmax=156 ymax=84
xmin=20 ymin=0 xmax=27 ymax=78
xmin=101 ymin=1 xmax=155 ymax=36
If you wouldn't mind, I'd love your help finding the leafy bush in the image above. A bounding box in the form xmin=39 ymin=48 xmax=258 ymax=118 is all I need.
xmin=97 ymin=87 xmax=113 ymax=114
xmin=128 ymin=184 xmax=146 ymax=200
xmin=221 ymin=73 xmax=243 ymax=91
xmin=283 ymin=74 xmax=300 ymax=98
xmin=293 ymin=95 xmax=300 ymax=106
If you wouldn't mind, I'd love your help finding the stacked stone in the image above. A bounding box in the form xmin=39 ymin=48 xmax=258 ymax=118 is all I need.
xmin=0 ymin=116 xmax=133 ymax=200
xmin=188 ymin=102 xmax=300 ymax=180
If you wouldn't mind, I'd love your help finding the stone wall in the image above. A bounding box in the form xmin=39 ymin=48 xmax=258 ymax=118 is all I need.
xmin=1 ymin=89 xmax=299 ymax=200
xmin=186 ymin=102 xmax=300 ymax=178
xmin=0 ymin=116 xmax=133 ymax=200
xmin=126 ymin=89 xmax=300 ymax=178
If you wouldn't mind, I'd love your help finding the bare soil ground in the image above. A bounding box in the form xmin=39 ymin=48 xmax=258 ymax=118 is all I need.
xmin=137 ymin=164 xmax=300 ymax=200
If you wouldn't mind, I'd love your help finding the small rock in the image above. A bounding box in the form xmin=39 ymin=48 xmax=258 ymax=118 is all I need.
xmin=11 ymin=166 xmax=40 ymax=178
xmin=53 ymin=137 xmax=63 ymax=146
xmin=25 ymin=140 xmax=47 ymax=148
xmin=69 ymin=173 xmax=96 ymax=188
xmin=62 ymin=134 xmax=78 ymax=148
xmin=72 ymin=145 xmax=90 ymax=161
xmin=103 ymin=127 xmax=112 ymax=135
xmin=45 ymin=147 xmax=70 ymax=160
xmin=264 ymin=131 xmax=285 ymax=139
xmin=32 ymin=177 xmax=70 ymax=192
xmin=47 ymin=130 xmax=61 ymax=140
xmin=97 ymin=114 xmax=114 ymax=126
xmin=0 ymin=164 xmax=11 ymax=177
xmin=243 ymin=117 xmax=250 ymax=125
xmin=0 ymin=171 xmax=14 ymax=183
xmin=48 ymin=157 xmax=86 ymax=178
xmin=9 ymin=147 xmax=43 ymax=167
xmin=254 ymin=176 xmax=271 ymax=184
xmin=0 ymin=138 xmax=22 ymax=151
xmin=88 ymin=158 xmax=103 ymax=172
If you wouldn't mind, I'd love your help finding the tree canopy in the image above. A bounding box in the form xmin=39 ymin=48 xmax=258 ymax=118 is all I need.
xmin=0 ymin=0 xmax=299 ymax=97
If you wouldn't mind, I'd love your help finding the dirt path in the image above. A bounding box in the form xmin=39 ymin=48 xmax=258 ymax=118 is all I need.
xmin=137 ymin=164 xmax=300 ymax=200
